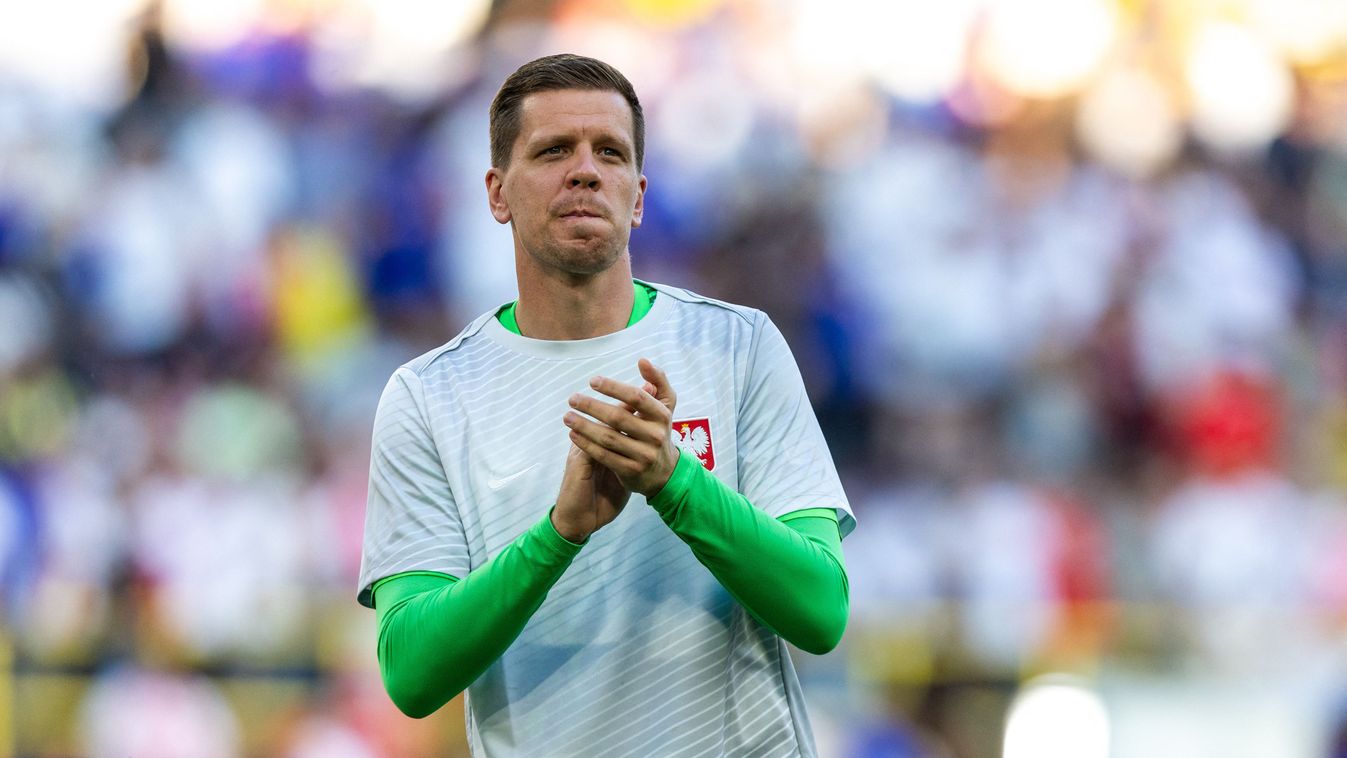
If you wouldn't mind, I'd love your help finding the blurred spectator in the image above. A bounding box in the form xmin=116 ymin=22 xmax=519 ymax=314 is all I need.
xmin=79 ymin=665 xmax=241 ymax=758
xmin=0 ymin=1 xmax=1345 ymax=754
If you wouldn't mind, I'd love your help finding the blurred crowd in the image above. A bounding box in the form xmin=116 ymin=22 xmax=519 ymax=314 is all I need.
xmin=3 ymin=2 xmax=1347 ymax=756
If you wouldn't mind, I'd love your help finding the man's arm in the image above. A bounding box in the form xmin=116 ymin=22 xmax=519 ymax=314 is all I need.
xmin=366 ymin=374 xmax=629 ymax=719
xmin=565 ymin=358 xmax=850 ymax=654
xmin=374 ymin=499 xmax=842 ymax=720
xmin=648 ymin=451 xmax=847 ymax=654
xmin=373 ymin=510 xmax=583 ymax=718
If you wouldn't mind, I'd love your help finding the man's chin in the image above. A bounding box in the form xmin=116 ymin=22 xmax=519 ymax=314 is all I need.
xmin=557 ymin=255 xmax=621 ymax=277
xmin=533 ymin=240 xmax=625 ymax=276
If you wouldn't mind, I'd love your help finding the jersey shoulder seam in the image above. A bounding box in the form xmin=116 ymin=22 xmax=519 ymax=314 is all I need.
xmin=401 ymin=307 xmax=503 ymax=376
xmin=646 ymin=281 xmax=759 ymax=328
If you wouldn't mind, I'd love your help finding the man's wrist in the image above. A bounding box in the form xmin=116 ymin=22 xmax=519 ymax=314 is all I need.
xmin=647 ymin=449 xmax=699 ymax=513
xmin=636 ymin=445 xmax=679 ymax=497
xmin=547 ymin=507 xmax=590 ymax=546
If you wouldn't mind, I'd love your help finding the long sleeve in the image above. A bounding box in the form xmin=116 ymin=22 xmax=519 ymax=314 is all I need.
xmin=372 ymin=510 xmax=584 ymax=718
xmin=649 ymin=449 xmax=849 ymax=654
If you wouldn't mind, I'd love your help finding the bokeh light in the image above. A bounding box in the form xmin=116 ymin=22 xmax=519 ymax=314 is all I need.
xmin=788 ymin=0 xmax=980 ymax=106
xmin=788 ymin=0 xmax=882 ymax=84
xmin=162 ymin=0 xmax=266 ymax=51
xmin=1245 ymin=0 xmax=1347 ymax=65
xmin=1185 ymin=21 xmax=1295 ymax=152
xmin=1077 ymin=66 xmax=1183 ymax=177
xmin=979 ymin=0 xmax=1119 ymax=98
xmin=1003 ymin=676 xmax=1110 ymax=758
xmin=0 ymin=0 xmax=145 ymax=108
xmin=835 ymin=2 xmax=979 ymax=104
xmin=314 ymin=0 xmax=491 ymax=101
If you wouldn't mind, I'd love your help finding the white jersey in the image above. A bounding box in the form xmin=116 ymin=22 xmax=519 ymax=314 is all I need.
xmin=358 ymin=282 xmax=854 ymax=757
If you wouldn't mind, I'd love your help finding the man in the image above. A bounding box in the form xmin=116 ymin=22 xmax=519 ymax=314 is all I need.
xmin=358 ymin=53 xmax=854 ymax=757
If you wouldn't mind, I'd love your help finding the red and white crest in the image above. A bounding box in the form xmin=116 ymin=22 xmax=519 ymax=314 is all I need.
xmin=672 ymin=418 xmax=714 ymax=470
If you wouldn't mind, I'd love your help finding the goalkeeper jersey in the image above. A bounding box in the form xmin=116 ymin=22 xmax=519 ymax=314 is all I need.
xmin=358 ymin=281 xmax=854 ymax=757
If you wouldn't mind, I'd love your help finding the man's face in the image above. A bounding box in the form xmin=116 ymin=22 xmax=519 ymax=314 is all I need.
xmin=486 ymin=88 xmax=647 ymax=276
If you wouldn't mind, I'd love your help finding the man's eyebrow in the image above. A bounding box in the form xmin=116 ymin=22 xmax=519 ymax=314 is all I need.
xmin=527 ymin=132 xmax=574 ymax=147
xmin=526 ymin=130 xmax=632 ymax=149
xmin=594 ymin=133 xmax=633 ymax=150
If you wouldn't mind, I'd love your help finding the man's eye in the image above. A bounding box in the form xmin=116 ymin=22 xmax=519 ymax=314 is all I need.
xmin=601 ymin=147 xmax=623 ymax=158
xmin=542 ymin=146 xmax=564 ymax=155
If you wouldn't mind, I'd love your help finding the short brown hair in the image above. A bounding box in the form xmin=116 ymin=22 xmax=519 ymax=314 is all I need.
xmin=489 ymin=54 xmax=645 ymax=170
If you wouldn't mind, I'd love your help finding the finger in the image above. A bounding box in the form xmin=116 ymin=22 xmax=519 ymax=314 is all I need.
xmin=568 ymin=393 xmax=661 ymax=442
xmin=629 ymin=385 xmax=657 ymax=415
xmin=625 ymin=385 xmax=657 ymax=414
xmin=589 ymin=375 xmax=668 ymax=420
xmin=638 ymin=359 xmax=677 ymax=413
xmin=568 ymin=427 xmax=640 ymax=477
xmin=564 ymin=412 xmax=652 ymax=466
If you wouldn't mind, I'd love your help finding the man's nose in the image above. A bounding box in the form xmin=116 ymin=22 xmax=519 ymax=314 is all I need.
xmin=566 ymin=151 xmax=601 ymax=189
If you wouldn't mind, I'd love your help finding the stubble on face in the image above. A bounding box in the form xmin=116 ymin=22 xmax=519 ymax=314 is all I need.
xmin=525 ymin=207 xmax=626 ymax=277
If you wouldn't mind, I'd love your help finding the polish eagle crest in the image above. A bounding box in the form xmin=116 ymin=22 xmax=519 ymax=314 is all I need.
xmin=672 ymin=418 xmax=714 ymax=470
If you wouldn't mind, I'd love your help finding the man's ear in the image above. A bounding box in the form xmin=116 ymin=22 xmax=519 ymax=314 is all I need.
xmin=631 ymin=174 xmax=648 ymax=229
xmin=486 ymin=168 xmax=511 ymax=224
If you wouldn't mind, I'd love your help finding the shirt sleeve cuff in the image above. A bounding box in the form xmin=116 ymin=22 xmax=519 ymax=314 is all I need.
xmin=533 ymin=508 xmax=588 ymax=559
xmin=648 ymin=448 xmax=700 ymax=515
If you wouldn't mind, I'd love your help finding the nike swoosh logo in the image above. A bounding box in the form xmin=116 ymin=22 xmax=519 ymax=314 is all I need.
xmin=487 ymin=463 xmax=538 ymax=490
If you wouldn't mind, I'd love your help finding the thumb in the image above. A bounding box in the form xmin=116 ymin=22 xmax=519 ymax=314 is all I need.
xmin=567 ymin=443 xmax=597 ymax=482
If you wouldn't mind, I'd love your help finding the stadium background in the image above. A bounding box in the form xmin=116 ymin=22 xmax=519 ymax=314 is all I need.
xmin=1 ymin=0 xmax=1346 ymax=755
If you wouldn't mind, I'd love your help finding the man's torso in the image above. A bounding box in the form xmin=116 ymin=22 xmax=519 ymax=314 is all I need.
xmin=379 ymin=284 xmax=816 ymax=757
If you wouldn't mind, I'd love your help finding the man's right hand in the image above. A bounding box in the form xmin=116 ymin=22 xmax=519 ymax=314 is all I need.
xmin=551 ymin=444 xmax=630 ymax=543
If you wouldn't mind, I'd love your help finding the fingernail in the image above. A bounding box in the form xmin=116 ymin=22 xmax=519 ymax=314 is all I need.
xmin=589 ymin=376 xmax=602 ymax=388
xmin=563 ymin=412 xmax=576 ymax=425
xmin=569 ymin=393 xmax=582 ymax=405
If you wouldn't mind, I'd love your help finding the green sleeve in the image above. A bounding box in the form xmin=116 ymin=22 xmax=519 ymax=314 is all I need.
xmin=648 ymin=450 xmax=849 ymax=654
xmin=371 ymin=510 xmax=585 ymax=718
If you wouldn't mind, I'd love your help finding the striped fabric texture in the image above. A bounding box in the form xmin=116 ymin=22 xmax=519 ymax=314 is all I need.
xmin=359 ymin=282 xmax=854 ymax=757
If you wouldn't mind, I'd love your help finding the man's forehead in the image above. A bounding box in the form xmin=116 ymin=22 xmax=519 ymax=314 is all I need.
xmin=516 ymin=89 xmax=635 ymax=142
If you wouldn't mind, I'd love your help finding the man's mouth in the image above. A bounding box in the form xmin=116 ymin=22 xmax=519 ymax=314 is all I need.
xmin=562 ymin=209 xmax=602 ymax=218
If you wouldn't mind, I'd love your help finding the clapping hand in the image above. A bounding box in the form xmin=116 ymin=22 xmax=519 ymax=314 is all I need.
xmin=563 ymin=358 xmax=680 ymax=497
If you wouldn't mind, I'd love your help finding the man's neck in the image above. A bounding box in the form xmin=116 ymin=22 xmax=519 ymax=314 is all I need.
xmin=514 ymin=254 xmax=636 ymax=340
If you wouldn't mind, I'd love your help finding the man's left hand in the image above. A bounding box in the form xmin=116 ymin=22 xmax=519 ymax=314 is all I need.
xmin=564 ymin=358 xmax=679 ymax=497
